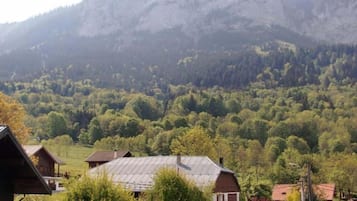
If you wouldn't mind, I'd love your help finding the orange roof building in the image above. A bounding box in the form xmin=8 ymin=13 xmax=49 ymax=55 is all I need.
xmin=272 ymin=184 xmax=335 ymax=201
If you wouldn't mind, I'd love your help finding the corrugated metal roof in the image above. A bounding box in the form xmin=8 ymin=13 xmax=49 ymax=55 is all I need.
xmin=85 ymin=150 xmax=132 ymax=162
xmin=88 ymin=156 xmax=233 ymax=192
xmin=0 ymin=125 xmax=6 ymax=133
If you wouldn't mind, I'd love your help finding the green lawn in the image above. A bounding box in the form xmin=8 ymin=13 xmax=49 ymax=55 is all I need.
xmin=44 ymin=144 xmax=94 ymax=177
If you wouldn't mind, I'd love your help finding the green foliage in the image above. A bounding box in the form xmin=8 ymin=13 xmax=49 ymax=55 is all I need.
xmin=286 ymin=136 xmax=310 ymax=154
xmin=170 ymin=127 xmax=217 ymax=159
xmin=127 ymin=96 xmax=162 ymax=121
xmin=286 ymin=188 xmax=301 ymax=201
xmin=64 ymin=173 xmax=135 ymax=201
xmin=147 ymin=168 xmax=211 ymax=201
xmin=5 ymin=63 xmax=357 ymax=193
xmin=88 ymin=118 xmax=103 ymax=144
xmin=0 ymin=92 xmax=30 ymax=143
xmin=47 ymin=111 xmax=67 ymax=138
xmin=42 ymin=135 xmax=73 ymax=157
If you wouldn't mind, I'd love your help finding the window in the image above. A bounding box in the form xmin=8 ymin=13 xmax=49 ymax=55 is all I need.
xmin=215 ymin=193 xmax=227 ymax=201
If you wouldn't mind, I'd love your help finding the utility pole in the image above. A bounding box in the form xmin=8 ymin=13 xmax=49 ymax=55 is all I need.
xmin=299 ymin=177 xmax=305 ymax=201
xmin=306 ymin=163 xmax=313 ymax=201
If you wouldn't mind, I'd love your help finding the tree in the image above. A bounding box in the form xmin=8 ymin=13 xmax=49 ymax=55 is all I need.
xmin=88 ymin=117 xmax=103 ymax=144
xmin=286 ymin=188 xmax=301 ymax=201
xmin=129 ymin=96 xmax=161 ymax=121
xmin=264 ymin=137 xmax=286 ymax=163
xmin=0 ymin=92 xmax=30 ymax=143
xmin=47 ymin=111 xmax=67 ymax=138
xmin=170 ymin=127 xmax=217 ymax=159
xmin=64 ymin=173 xmax=135 ymax=201
xmin=147 ymin=168 xmax=211 ymax=201
xmin=269 ymin=149 xmax=302 ymax=184
xmin=286 ymin=136 xmax=310 ymax=154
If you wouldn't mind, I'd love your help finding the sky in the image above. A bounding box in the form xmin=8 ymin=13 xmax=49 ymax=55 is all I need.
xmin=0 ymin=0 xmax=82 ymax=24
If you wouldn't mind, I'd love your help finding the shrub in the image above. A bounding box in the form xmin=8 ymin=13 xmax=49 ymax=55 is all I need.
xmin=146 ymin=168 xmax=211 ymax=201
xmin=64 ymin=173 xmax=135 ymax=201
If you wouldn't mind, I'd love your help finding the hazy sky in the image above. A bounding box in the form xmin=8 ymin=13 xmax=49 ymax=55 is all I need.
xmin=0 ymin=0 xmax=82 ymax=23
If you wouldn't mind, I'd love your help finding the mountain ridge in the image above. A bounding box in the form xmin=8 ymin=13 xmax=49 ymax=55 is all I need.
xmin=0 ymin=0 xmax=356 ymax=82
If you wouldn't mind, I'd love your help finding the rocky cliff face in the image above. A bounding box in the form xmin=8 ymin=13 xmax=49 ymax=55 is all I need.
xmin=0 ymin=0 xmax=356 ymax=81
xmin=76 ymin=0 xmax=357 ymax=44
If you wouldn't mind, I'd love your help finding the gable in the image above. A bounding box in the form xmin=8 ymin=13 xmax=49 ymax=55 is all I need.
xmin=0 ymin=126 xmax=51 ymax=194
xmin=85 ymin=150 xmax=132 ymax=163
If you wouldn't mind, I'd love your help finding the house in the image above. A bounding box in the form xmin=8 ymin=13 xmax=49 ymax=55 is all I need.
xmin=0 ymin=125 xmax=51 ymax=201
xmin=272 ymin=183 xmax=335 ymax=201
xmin=22 ymin=145 xmax=65 ymax=177
xmin=22 ymin=145 xmax=65 ymax=191
xmin=85 ymin=150 xmax=132 ymax=168
xmin=88 ymin=155 xmax=240 ymax=201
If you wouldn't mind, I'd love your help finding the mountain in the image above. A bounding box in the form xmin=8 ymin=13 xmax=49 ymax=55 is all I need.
xmin=0 ymin=0 xmax=356 ymax=83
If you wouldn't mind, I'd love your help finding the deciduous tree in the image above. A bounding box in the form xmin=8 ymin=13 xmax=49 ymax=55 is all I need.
xmin=0 ymin=92 xmax=30 ymax=143
xmin=170 ymin=127 xmax=217 ymax=159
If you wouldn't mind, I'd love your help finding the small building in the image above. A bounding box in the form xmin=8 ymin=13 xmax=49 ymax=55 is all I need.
xmin=85 ymin=150 xmax=132 ymax=168
xmin=0 ymin=125 xmax=51 ymax=201
xmin=22 ymin=145 xmax=65 ymax=177
xmin=272 ymin=184 xmax=335 ymax=201
xmin=88 ymin=155 xmax=240 ymax=201
xmin=23 ymin=145 xmax=66 ymax=191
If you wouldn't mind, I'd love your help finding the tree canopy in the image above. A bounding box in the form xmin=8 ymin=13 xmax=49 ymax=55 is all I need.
xmin=0 ymin=92 xmax=30 ymax=143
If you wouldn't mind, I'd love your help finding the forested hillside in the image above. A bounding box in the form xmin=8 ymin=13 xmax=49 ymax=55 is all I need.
xmin=2 ymin=44 xmax=357 ymax=195
xmin=2 ymin=44 xmax=357 ymax=91
xmin=2 ymin=1 xmax=357 ymax=200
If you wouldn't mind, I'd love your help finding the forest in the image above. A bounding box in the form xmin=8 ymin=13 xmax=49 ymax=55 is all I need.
xmin=2 ymin=44 xmax=357 ymax=198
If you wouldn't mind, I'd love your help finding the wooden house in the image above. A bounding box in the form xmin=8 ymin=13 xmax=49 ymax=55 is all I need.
xmin=0 ymin=126 xmax=51 ymax=201
xmin=85 ymin=150 xmax=132 ymax=168
xmin=88 ymin=155 xmax=240 ymax=201
xmin=23 ymin=145 xmax=65 ymax=177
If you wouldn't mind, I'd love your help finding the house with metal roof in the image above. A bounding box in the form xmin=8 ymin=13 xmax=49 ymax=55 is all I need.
xmin=22 ymin=145 xmax=66 ymax=191
xmin=0 ymin=125 xmax=51 ymax=201
xmin=88 ymin=155 xmax=240 ymax=201
xmin=85 ymin=150 xmax=132 ymax=168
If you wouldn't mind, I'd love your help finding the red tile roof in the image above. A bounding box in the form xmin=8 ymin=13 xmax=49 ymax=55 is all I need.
xmin=272 ymin=184 xmax=335 ymax=201
xmin=272 ymin=184 xmax=298 ymax=201
xmin=314 ymin=184 xmax=335 ymax=201
xmin=85 ymin=150 xmax=132 ymax=162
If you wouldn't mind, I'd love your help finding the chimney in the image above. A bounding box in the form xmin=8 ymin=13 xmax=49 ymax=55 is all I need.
xmin=219 ymin=157 xmax=224 ymax=167
xmin=176 ymin=154 xmax=181 ymax=165
xmin=113 ymin=149 xmax=118 ymax=159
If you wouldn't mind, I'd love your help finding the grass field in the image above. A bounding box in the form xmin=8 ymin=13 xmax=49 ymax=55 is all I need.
xmin=44 ymin=144 xmax=95 ymax=177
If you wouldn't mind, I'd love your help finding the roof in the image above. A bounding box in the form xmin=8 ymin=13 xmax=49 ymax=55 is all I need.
xmin=272 ymin=184 xmax=298 ymax=201
xmin=88 ymin=155 xmax=236 ymax=192
xmin=314 ymin=184 xmax=335 ymax=201
xmin=272 ymin=184 xmax=335 ymax=201
xmin=85 ymin=150 xmax=132 ymax=163
xmin=0 ymin=125 xmax=51 ymax=194
xmin=23 ymin=145 xmax=65 ymax=165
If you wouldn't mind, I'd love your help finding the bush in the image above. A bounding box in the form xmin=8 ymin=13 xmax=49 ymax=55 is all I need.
xmin=146 ymin=168 xmax=211 ymax=201
xmin=64 ymin=173 xmax=135 ymax=201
